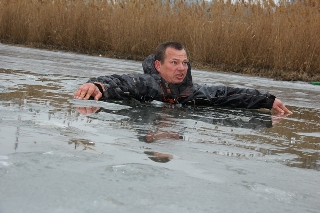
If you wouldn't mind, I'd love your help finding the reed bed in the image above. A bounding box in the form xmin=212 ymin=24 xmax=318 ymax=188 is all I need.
xmin=0 ymin=0 xmax=319 ymax=81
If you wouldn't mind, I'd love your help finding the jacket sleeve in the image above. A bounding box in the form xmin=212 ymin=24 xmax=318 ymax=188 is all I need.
xmin=188 ymin=84 xmax=276 ymax=109
xmin=87 ymin=74 xmax=162 ymax=102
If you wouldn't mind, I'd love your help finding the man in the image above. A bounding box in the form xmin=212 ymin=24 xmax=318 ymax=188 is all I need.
xmin=74 ymin=41 xmax=292 ymax=114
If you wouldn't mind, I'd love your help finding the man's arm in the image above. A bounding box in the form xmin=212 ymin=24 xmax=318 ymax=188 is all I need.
xmin=74 ymin=74 xmax=162 ymax=102
xmin=189 ymin=84 xmax=292 ymax=114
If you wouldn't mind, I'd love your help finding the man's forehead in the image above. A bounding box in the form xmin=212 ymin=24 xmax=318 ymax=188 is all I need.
xmin=165 ymin=48 xmax=187 ymax=60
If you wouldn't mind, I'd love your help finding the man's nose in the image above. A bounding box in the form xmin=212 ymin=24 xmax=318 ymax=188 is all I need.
xmin=178 ymin=63 xmax=185 ymax=70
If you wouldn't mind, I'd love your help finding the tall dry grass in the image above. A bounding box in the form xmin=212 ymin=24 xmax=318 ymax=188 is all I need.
xmin=0 ymin=0 xmax=319 ymax=81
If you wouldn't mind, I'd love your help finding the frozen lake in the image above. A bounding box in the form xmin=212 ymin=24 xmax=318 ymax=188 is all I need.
xmin=0 ymin=43 xmax=319 ymax=213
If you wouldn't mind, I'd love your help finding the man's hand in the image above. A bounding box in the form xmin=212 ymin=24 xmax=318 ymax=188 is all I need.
xmin=74 ymin=83 xmax=102 ymax=100
xmin=272 ymin=98 xmax=292 ymax=115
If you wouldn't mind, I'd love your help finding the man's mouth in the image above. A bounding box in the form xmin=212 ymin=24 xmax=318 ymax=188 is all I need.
xmin=176 ymin=74 xmax=184 ymax=80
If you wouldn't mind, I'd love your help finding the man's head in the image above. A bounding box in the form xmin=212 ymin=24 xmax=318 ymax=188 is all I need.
xmin=154 ymin=41 xmax=188 ymax=84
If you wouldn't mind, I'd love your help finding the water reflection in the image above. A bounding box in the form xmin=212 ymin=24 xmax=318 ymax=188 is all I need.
xmin=144 ymin=151 xmax=173 ymax=163
xmin=73 ymin=101 xmax=319 ymax=170
xmin=67 ymin=138 xmax=103 ymax=154
xmin=77 ymin=102 xmax=274 ymax=140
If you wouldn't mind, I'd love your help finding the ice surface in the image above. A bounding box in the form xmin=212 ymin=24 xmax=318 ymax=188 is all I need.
xmin=0 ymin=43 xmax=319 ymax=213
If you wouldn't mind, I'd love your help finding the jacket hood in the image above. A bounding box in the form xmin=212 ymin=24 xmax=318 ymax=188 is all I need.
xmin=142 ymin=54 xmax=193 ymax=87
xmin=142 ymin=54 xmax=159 ymax=75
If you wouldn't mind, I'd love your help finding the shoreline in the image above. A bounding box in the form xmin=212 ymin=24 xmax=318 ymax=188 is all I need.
xmin=2 ymin=41 xmax=319 ymax=83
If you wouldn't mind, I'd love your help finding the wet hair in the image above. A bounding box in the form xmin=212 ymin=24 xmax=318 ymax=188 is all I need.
xmin=154 ymin=41 xmax=186 ymax=63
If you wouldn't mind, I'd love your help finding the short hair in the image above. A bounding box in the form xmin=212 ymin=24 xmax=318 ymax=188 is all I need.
xmin=155 ymin=41 xmax=186 ymax=63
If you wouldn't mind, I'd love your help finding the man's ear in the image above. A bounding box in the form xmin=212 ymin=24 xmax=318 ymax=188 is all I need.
xmin=154 ymin=60 xmax=161 ymax=73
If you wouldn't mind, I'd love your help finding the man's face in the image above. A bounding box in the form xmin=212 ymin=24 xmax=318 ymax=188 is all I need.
xmin=155 ymin=47 xmax=188 ymax=84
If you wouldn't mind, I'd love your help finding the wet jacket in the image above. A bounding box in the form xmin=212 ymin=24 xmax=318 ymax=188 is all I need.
xmin=87 ymin=54 xmax=276 ymax=109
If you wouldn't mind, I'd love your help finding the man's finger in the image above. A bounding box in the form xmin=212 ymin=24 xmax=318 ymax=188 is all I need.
xmin=276 ymin=102 xmax=292 ymax=114
xmin=74 ymin=85 xmax=87 ymax=99
xmin=273 ymin=105 xmax=284 ymax=114
xmin=84 ymin=94 xmax=91 ymax=100
xmin=74 ymin=88 xmax=82 ymax=98
xmin=281 ymin=105 xmax=292 ymax=114
xmin=84 ymin=84 xmax=97 ymax=100
xmin=93 ymin=90 xmax=103 ymax=100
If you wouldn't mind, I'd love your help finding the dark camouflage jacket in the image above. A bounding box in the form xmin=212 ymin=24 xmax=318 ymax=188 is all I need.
xmin=87 ymin=54 xmax=275 ymax=109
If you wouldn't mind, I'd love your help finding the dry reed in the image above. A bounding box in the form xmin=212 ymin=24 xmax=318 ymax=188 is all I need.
xmin=0 ymin=0 xmax=319 ymax=81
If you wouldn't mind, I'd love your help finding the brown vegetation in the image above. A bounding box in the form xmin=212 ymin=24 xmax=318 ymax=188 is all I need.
xmin=0 ymin=0 xmax=319 ymax=81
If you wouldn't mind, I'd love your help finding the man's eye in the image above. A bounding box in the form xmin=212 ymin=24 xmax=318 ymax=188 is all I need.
xmin=183 ymin=62 xmax=188 ymax=65
xmin=171 ymin=61 xmax=177 ymax=65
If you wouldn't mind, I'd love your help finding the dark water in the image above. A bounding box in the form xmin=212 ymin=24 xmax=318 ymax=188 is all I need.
xmin=0 ymin=44 xmax=319 ymax=213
